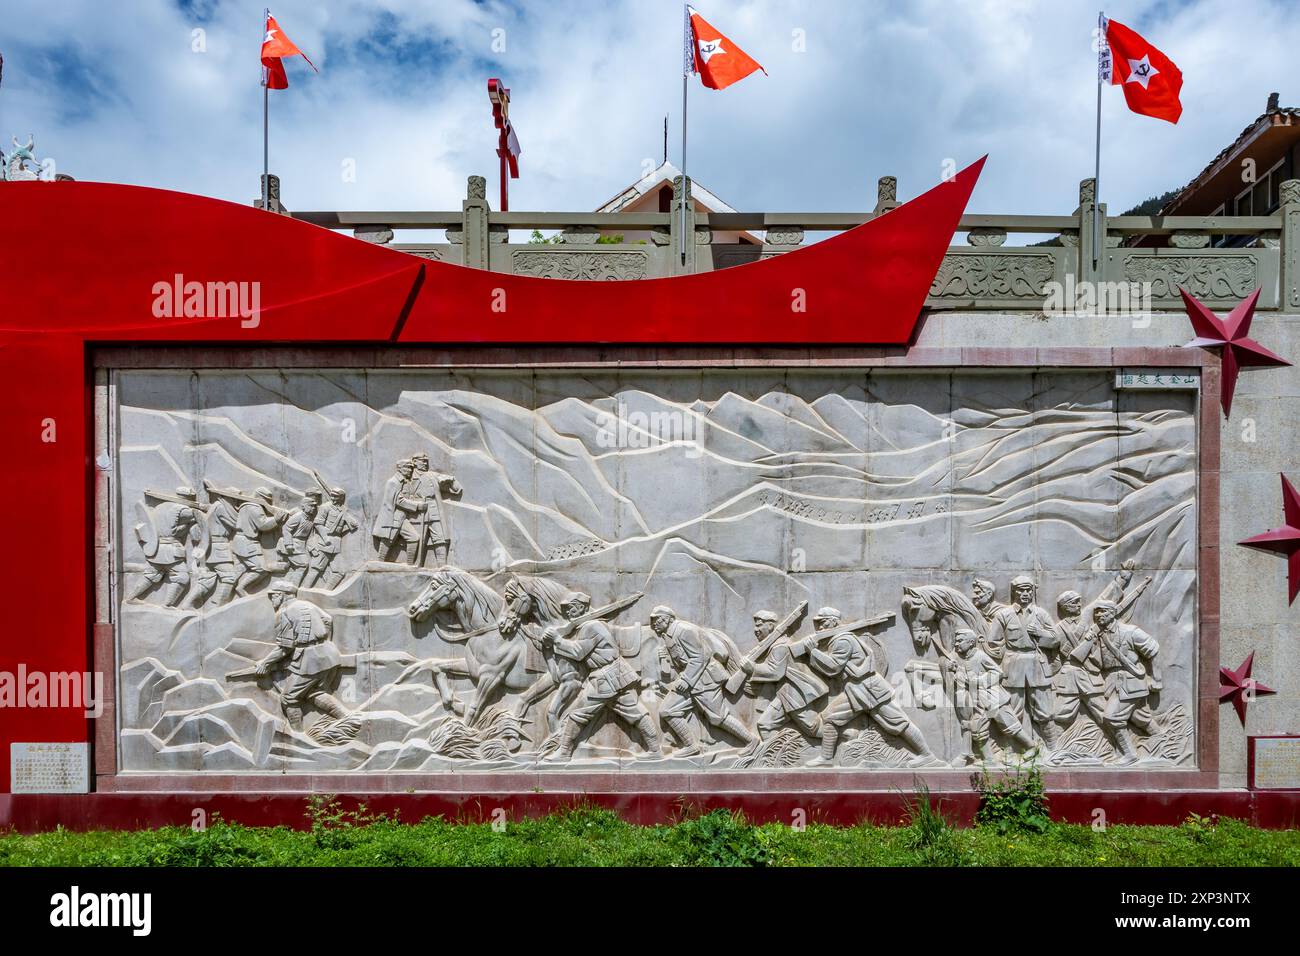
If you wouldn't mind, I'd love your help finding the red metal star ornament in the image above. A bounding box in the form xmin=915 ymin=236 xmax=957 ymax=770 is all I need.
xmin=1239 ymin=473 xmax=1300 ymax=604
xmin=1219 ymin=652 xmax=1275 ymax=727
xmin=1180 ymin=287 xmax=1291 ymax=418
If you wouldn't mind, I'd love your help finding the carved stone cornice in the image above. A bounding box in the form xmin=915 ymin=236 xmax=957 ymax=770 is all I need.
xmin=1122 ymin=254 xmax=1258 ymax=299
xmin=511 ymin=249 xmax=648 ymax=280
xmin=929 ymin=252 xmax=1055 ymax=298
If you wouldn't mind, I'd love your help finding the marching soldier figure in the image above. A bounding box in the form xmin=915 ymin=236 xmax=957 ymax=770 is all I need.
xmin=799 ymin=607 xmax=935 ymax=767
xmin=187 ymin=486 xmax=241 ymax=607
xmin=130 ymin=487 xmax=204 ymax=606
xmin=232 ymin=487 xmax=285 ymax=595
xmin=276 ymin=492 xmax=322 ymax=587
xmin=251 ymin=581 xmax=351 ymax=731
xmin=944 ymin=627 xmax=1038 ymax=763
xmin=543 ymin=592 xmax=661 ymax=762
xmin=651 ymin=605 xmax=756 ymax=754
xmin=1070 ymin=600 xmax=1163 ymax=765
xmin=304 ymin=486 xmax=358 ymax=589
xmin=1051 ymin=590 xmax=1107 ymax=731
xmin=739 ymin=610 xmax=828 ymax=742
xmin=985 ymin=575 xmax=1060 ymax=749
xmin=1053 ymin=561 xmax=1139 ymax=731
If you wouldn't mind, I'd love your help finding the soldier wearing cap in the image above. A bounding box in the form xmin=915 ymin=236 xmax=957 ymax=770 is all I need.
xmin=130 ymin=486 xmax=203 ymax=606
xmin=187 ymin=488 xmax=242 ymax=607
xmin=1067 ymin=600 xmax=1163 ymax=763
xmin=985 ymin=576 xmax=1060 ymax=748
xmin=651 ymin=605 xmax=756 ymax=755
xmin=740 ymin=609 xmax=829 ymax=743
xmin=945 ymin=627 xmax=1039 ymax=763
xmin=544 ymin=591 xmax=661 ymax=761
xmin=408 ymin=453 xmax=462 ymax=567
xmin=372 ymin=458 xmax=419 ymax=562
xmin=253 ymin=582 xmax=351 ymax=731
xmin=1051 ymin=589 xmax=1107 ymax=730
xmin=304 ymin=487 xmax=358 ymax=589
xmin=231 ymin=487 xmax=285 ymax=595
xmin=793 ymin=607 xmax=935 ymax=766
xmin=276 ymin=491 xmax=322 ymax=587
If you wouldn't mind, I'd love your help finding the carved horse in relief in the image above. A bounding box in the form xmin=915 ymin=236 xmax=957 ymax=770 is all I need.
xmin=900 ymin=584 xmax=991 ymax=704
xmin=497 ymin=574 xmax=583 ymax=733
xmin=403 ymin=567 xmax=542 ymax=726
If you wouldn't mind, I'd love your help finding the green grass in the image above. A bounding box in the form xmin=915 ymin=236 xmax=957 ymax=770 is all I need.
xmin=1 ymin=804 xmax=1297 ymax=867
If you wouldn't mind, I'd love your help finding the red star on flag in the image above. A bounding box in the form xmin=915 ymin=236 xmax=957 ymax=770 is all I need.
xmin=1102 ymin=17 xmax=1183 ymax=124
xmin=1220 ymin=652 xmax=1275 ymax=727
xmin=1239 ymin=474 xmax=1300 ymax=605
xmin=1180 ymin=287 xmax=1291 ymax=418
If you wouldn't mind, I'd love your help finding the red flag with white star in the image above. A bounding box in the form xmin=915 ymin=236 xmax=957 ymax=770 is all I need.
xmin=261 ymin=12 xmax=317 ymax=90
xmin=1101 ymin=17 xmax=1182 ymax=124
xmin=686 ymin=5 xmax=766 ymax=90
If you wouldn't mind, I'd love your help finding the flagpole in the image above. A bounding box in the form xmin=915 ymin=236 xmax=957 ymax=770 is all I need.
xmin=262 ymin=7 xmax=270 ymax=213
xmin=1093 ymin=10 xmax=1104 ymax=270
xmin=681 ymin=4 xmax=690 ymax=267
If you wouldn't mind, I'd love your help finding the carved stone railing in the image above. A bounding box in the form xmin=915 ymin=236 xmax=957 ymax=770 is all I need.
xmin=292 ymin=173 xmax=1300 ymax=311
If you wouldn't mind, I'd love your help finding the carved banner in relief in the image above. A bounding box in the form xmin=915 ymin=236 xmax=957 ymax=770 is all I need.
xmin=111 ymin=368 xmax=1197 ymax=773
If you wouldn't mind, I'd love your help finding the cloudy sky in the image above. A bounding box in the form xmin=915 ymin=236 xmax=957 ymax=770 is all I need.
xmin=0 ymin=0 xmax=1293 ymax=218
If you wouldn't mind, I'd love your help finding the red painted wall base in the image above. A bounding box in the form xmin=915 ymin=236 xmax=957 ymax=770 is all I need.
xmin=2 ymin=790 xmax=1297 ymax=833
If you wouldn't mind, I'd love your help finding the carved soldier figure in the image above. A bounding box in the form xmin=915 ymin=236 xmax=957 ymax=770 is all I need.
xmin=503 ymin=577 xmax=584 ymax=734
xmin=304 ymin=487 xmax=358 ymax=589
xmin=1070 ymin=600 xmax=1163 ymax=764
xmin=796 ymin=607 xmax=935 ymax=767
xmin=970 ymin=578 xmax=1000 ymax=629
xmin=251 ymin=581 xmax=351 ymax=731
xmin=739 ymin=610 xmax=828 ymax=742
xmin=1051 ymin=590 xmax=1107 ymax=731
xmin=543 ymin=592 xmax=661 ymax=762
xmin=985 ymin=576 xmax=1060 ymax=748
xmin=372 ymin=458 xmax=419 ymax=562
xmin=1053 ymin=562 xmax=1139 ymax=732
xmin=187 ymin=488 xmax=241 ymax=607
xmin=408 ymin=452 xmax=462 ymax=567
xmin=276 ymin=492 xmax=322 ymax=586
xmin=651 ymin=605 xmax=756 ymax=755
xmin=232 ymin=487 xmax=286 ymax=595
xmin=944 ymin=628 xmax=1038 ymax=763
xmin=130 ymin=487 xmax=204 ymax=606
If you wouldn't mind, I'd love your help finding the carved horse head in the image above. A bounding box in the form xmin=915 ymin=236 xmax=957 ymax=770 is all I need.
xmin=407 ymin=567 xmax=504 ymax=634
xmin=496 ymin=574 xmax=569 ymax=636
xmin=901 ymin=584 xmax=987 ymax=655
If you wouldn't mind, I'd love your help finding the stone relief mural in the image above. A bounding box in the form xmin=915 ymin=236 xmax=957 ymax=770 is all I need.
xmin=112 ymin=368 xmax=1197 ymax=772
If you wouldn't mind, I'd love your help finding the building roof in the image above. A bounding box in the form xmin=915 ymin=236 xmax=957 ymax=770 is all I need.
xmin=595 ymin=160 xmax=741 ymax=214
xmin=1160 ymin=94 xmax=1300 ymax=215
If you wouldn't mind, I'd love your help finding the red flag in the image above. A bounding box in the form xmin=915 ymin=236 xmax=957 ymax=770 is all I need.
xmin=686 ymin=5 xmax=766 ymax=90
xmin=261 ymin=12 xmax=317 ymax=90
xmin=1102 ymin=17 xmax=1182 ymax=124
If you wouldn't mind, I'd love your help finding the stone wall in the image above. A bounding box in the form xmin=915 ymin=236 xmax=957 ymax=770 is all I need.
xmin=917 ymin=310 xmax=1300 ymax=788
xmin=106 ymin=355 xmax=1215 ymax=779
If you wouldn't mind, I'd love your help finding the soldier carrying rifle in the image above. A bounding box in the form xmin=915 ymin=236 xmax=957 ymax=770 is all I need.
xmin=542 ymin=591 xmax=661 ymax=762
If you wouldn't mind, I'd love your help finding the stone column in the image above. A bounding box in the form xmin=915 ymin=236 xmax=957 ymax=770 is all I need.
xmin=255 ymin=173 xmax=287 ymax=214
xmin=1281 ymin=179 xmax=1300 ymax=311
xmin=1076 ymin=177 xmax=1106 ymax=287
xmin=671 ymin=175 xmax=696 ymax=275
xmin=460 ymin=175 xmax=491 ymax=270
xmin=875 ymin=176 xmax=898 ymax=214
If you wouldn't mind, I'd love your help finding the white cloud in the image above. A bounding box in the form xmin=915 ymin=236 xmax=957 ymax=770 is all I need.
xmin=0 ymin=0 xmax=1292 ymax=219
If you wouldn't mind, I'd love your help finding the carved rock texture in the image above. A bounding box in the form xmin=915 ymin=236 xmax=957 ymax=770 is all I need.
xmin=113 ymin=368 xmax=1197 ymax=773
